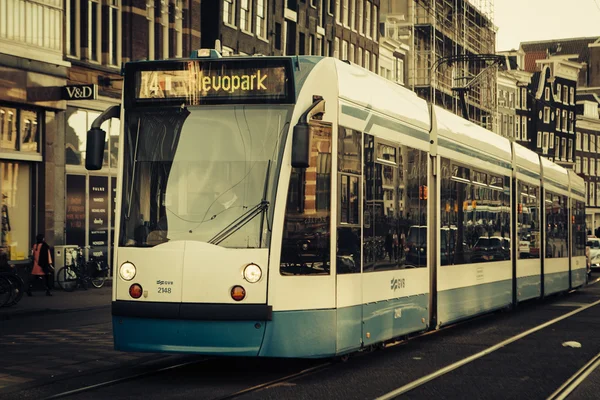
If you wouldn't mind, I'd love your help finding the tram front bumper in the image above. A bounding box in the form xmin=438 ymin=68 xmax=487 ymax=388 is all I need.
xmin=112 ymin=301 xmax=270 ymax=355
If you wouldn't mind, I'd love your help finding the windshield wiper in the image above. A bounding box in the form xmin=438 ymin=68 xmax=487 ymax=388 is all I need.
xmin=208 ymin=200 xmax=269 ymax=246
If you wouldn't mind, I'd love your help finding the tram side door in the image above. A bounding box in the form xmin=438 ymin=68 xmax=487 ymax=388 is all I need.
xmin=335 ymin=127 xmax=364 ymax=354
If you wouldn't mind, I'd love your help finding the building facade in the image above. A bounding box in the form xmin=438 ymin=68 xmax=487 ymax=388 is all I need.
xmin=378 ymin=13 xmax=409 ymax=85
xmin=0 ymin=0 xmax=68 ymax=266
xmin=381 ymin=0 xmax=497 ymax=128
xmin=576 ymin=96 xmax=600 ymax=232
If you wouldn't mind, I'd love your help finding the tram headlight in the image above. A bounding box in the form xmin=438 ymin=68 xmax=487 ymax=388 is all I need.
xmin=243 ymin=263 xmax=262 ymax=283
xmin=119 ymin=262 xmax=136 ymax=281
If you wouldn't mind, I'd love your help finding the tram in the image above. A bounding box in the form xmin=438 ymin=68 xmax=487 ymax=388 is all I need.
xmin=86 ymin=51 xmax=587 ymax=358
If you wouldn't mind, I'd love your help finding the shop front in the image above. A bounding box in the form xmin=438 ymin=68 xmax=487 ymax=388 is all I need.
xmin=65 ymin=99 xmax=120 ymax=272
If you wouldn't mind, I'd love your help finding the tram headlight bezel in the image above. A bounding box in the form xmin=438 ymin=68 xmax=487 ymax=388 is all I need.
xmin=243 ymin=263 xmax=262 ymax=283
xmin=119 ymin=262 xmax=137 ymax=281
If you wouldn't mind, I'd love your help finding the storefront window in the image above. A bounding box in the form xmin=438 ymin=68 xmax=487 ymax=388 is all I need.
xmin=66 ymin=107 xmax=119 ymax=168
xmin=0 ymin=162 xmax=30 ymax=261
xmin=0 ymin=107 xmax=18 ymax=150
xmin=20 ymin=110 xmax=40 ymax=152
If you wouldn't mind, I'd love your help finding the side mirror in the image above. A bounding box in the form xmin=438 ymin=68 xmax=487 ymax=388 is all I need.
xmin=85 ymin=127 xmax=106 ymax=171
xmin=291 ymin=123 xmax=310 ymax=168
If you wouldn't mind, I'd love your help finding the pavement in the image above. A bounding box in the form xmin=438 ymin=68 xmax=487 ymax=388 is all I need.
xmin=0 ymin=279 xmax=112 ymax=320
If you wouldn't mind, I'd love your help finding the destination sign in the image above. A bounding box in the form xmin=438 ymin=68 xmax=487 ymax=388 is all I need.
xmin=134 ymin=60 xmax=292 ymax=105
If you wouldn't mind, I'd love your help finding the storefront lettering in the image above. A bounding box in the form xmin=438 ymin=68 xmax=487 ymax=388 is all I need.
xmin=91 ymin=208 xmax=106 ymax=213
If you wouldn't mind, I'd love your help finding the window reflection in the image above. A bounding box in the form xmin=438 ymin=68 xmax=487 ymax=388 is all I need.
xmin=281 ymin=123 xmax=332 ymax=276
xmin=66 ymin=107 xmax=114 ymax=168
xmin=545 ymin=192 xmax=568 ymax=258
xmin=517 ymin=182 xmax=540 ymax=259
xmin=440 ymin=158 xmax=510 ymax=266
xmin=338 ymin=127 xmax=361 ymax=274
xmin=20 ymin=110 xmax=40 ymax=152
xmin=364 ymin=136 xmax=428 ymax=272
xmin=0 ymin=107 xmax=17 ymax=150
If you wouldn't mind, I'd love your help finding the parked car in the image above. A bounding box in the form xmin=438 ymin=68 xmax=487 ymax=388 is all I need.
xmin=587 ymin=238 xmax=600 ymax=271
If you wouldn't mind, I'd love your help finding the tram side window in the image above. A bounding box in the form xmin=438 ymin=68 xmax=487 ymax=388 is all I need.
xmin=337 ymin=127 xmax=362 ymax=274
xmin=364 ymin=135 xmax=427 ymax=272
xmin=280 ymin=123 xmax=332 ymax=276
xmin=440 ymin=158 xmax=510 ymax=266
xmin=573 ymin=200 xmax=586 ymax=257
xmin=517 ymin=182 xmax=540 ymax=259
xmin=545 ymin=192 xmax=568 ymax=258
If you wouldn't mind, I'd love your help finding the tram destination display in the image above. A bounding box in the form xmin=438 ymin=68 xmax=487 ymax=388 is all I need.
xmin=131 ymin=59 xmax=294 ymax=105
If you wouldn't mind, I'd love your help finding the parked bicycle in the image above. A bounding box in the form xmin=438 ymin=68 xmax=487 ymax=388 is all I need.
xmin=56 ymin=246 xmax=108 ymax=292
xmin=0 ymin=267 xmax=25 ymax=307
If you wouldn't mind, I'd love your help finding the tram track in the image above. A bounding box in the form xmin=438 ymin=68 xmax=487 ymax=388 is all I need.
xmin=374 ymin=295 xmax=600 ymax=400
xmin=42 ymin=358 xmax=209 ymax=400
xmin=546 ymin=351 xmax=600 ymax=400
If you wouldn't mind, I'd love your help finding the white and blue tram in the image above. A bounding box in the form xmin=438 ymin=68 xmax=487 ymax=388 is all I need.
xmin=86 ymin=51 xmax=587 ymax=358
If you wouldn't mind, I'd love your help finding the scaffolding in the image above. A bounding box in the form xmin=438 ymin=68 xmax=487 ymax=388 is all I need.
xmin=409 ymin=0 xmax=497 ymax=128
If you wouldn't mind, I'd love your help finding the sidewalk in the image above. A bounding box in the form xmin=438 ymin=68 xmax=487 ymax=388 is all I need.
xmin=0 ymin=280 xmax=112 ymax=320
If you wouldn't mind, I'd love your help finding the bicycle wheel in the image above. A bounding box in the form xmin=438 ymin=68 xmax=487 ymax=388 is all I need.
xmin=4 ymin=274 xmax=24 ymax=306
xmin=89 ymin=262 xmax=106 ymax=288
xmin=57 ymin=267 xmax=78 ymax=292
xmin=0 ymin=276 xmax=11 ymax=307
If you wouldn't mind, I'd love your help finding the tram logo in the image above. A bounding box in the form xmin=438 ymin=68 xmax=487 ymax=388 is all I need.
xmin=391 ymin=277 xmax=406 ymax=291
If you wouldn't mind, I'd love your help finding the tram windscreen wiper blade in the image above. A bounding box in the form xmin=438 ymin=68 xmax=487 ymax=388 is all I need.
xmin=208 ymin=200 xmax=269 ymax=246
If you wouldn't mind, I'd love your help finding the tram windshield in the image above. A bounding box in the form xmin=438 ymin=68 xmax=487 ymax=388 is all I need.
xmin=119 ymin=105 xmax=291 ymax=248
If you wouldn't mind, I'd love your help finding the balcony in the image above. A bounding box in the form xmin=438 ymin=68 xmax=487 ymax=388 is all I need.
xmin=0 ymin=0 xmax=68 ymax=66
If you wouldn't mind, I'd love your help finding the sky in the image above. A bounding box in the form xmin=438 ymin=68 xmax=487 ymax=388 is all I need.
xmin=494 ymin=0 xmax=600 ymax=51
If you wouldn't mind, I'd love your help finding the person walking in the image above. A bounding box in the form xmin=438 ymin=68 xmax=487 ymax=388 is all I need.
xmin=27 ymin=233 xmax=53 ymax=296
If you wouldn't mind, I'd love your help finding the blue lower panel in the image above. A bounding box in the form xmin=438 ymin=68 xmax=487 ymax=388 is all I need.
xmin=112 ymin=317 xmax=265 ymax=356
xmin=362 ymin=295 xmax=429 ymax=347
xmin=259 ymin=309 xmax=336 ymax=358
xmin=336 ymin=305 xmax=362 ymax=354
xmin=544 ymin=271 xmax=570 ymax=296
xmin=438 ymin=280 xmax=511 ymax=326
xmin=571 ymin=268 xmax=587 ymax=289
xmin=517 ymin=275 xmax=541 ymax=302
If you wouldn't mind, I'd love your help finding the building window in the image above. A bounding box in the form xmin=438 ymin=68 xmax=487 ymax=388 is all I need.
xmin=88 ymin=0 xmax=101 ymax=62
xmin=67 ymin=0 xmax=81 ymax=57
xmin=0 ymin=107 xmax=17 ymax=150
xmin=240 ymin=0 xmax=251 ymax=32
xmin=545 ymin=87 xmax=550 ymax=101
xmin=537 ymin=131 xmax=541 ymax=147
xmin=515 ymin=115 xmax=520 ymax=140
xmin=570 ymin=111 xmax=574 ymax=132
xmin=556 ymin=109 xmax=560 ymax=130
xmin=592 ymin=182 xmax=596 ymax=206
xmin=20 ymin=110 xmax=40 ymax=152
xmin=342 ymin=40 xmax=348 ymax=60
xmin=584 ymin=157 xmax=588 ymax=174
xmin=549 ymin=132 xmax=554 ymax=148
xmin=147 ymin=2 xmax=155 ymax=60
xmin=350 ymin=0 xmax=355 ymax=30
xmin=223 ymin=0 xmax=236 ymax=25
xmin=576 ymin=156 xmax=581 ymax=173
xmin=584 ymin=133 xmax=589 ymax=152
xmin=396 ymin=58 xmax=404 ymax=84
xmin=555 ymin=136 xmax=560 ymax=157
xmin=592 ymin=135 xmax=597 ymax=153
xmin=334 ymin=37 xmax=339 ymax=58
xmin=592 ymin=158 xmax=596 ymax=176
xmin=309 ymin=34 xmax=314 ymax=55
xmin=542 ymin=132 xmax=549 ymax=153
xmin=577 ymin=132 xmax=581 ymax=150
xmin=569 ymin=138 xmax=573 ymax=160
xmin=174 ymin=0 xmax=183 ymax=58
xmin=107 ymin=0 xmax=120 ymax=65
xmin=562 ymin=110 xmax=568 ymax=131
xmin=521 ymin=88 xmax=527 ymax=109
xmin=335 ymin=0 xmax=341 ymax=24
xmin=358 ymin=0 xmax=364 ymax=35
xmin=343 ymin=0 xmax=349 ymax=26
xmin=543 ymin=107 xmax=550 ymax=123
xmin=372 ymin=4 xmax=377 ymax=40
xmin=160 ymin=0 xmax=168 ymax=59
xmin=349 ymin=43 xmax=354 ymax=62
xmin=365 ymin=1 xmax=371 ymax=37
xmin=372 ymin=54 xmax=377 ymax=73
xmin=570 ymin=87 xmax=575 ymax=105
xmin=522 ymin=116 xmax=527 ymax=141
xmin=364 ymin=50 xmax=370 ymax=71
xmin=357 ymin=47 xmax=362 ymax=66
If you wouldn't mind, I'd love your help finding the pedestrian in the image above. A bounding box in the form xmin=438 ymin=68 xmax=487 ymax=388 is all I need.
xmin=27 ymin=233 xmax=53 ymax=296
